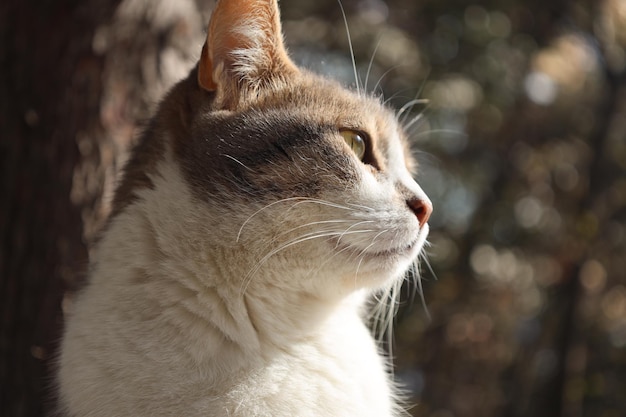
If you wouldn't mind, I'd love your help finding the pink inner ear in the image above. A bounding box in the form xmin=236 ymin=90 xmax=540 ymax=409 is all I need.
xmin=198 ymin=43 xmax=217 ymax=91
xmin=197 ymin=0 xmax=297 ymax=94
xmin=198 ymin=0 xmax=278 ymax=92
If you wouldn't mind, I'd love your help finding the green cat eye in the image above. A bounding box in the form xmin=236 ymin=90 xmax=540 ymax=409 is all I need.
xmin=340 ymin=130 xmax=366 ymax=160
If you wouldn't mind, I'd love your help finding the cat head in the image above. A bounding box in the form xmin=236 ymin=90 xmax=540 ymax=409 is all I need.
xmin=117 ymin=0 xmax=432 ymax=298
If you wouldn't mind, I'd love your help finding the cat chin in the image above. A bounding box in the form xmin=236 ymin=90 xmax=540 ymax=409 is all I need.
xmin=329 ymin=230 xmax=429 ymax=292
xmin=331 ymin=223 xmax=428 ymax=270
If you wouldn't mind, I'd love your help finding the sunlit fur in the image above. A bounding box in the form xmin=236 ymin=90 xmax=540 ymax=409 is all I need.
xmin=58 ymin=0 xmax=432 ymax=416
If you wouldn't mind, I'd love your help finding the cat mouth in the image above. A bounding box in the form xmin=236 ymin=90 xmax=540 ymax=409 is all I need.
xmin=369 ymin=240 xmax=418 ymax=258
xmin=332 ymin=237 xmax=421 ymax=260
xmin=364 ymin=238 xmax=421 ymax=260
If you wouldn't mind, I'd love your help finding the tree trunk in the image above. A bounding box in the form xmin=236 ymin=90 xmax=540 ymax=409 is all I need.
xmin=0 ymin=1 xmax=209 ymax=415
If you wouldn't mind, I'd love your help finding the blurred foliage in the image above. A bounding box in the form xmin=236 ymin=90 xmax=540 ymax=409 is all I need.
xmin=279 ymin=0 xmax=626 ymax=416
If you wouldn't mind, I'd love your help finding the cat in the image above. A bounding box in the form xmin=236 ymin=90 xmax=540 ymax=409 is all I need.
xmin=57 ymin=0 xmax=433 ymax=416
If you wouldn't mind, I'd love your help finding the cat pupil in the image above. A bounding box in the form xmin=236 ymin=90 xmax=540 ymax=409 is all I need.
xmin=340 ymin=130 xmax=366 ymax=160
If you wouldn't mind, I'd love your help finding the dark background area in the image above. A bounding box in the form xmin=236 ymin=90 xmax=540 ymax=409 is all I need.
xmin=1 ymin=0 xmax=625 ymax=416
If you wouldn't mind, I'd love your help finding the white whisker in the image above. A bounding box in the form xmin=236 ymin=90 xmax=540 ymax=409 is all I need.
xmin=237 ymin=197 xmax=359 ymax=242
xmin=308 ymin=241 xmax=361 ymax=277
xmin=359 ymin=229 xmax=389 ymax=254
xmin=396 ymin=98 xmax=429 ymax=122
xmin=273 ymin=219 xmax=354 ymax=238
xmin=353 ymin=229 xmax=389 ymax=280
xmin=398 ymin=69 xmax=430 ymax=124
xmin=372 ymin=65 xmax=404 ymax=97
xmin=408 ymin=128 xmax=468 ymax=139
xmin=237 ymin=197 xmax=310 ymax=242
xmin=345 ymin=202 xmax=375 ymax=212
xmin=220 ymin=154 xmax=254 ymax=171
xmin=370 ymin=277 xmax=402 ymax=353
xmin=240 ymin=231 xmax=343 ymax=295
xmin=382 ymin=87 xmax=417 ymax=106
xmin=415 ymin=258 xmax=431 ymax=322
xmin=364 ymin=36 xmax=383 ymax=95
xmin=241 ymin=228 xmax=378 ymax=296
xmin=290 ymin=198 xmax=360 ymax=212
xmin=336 ymin=220 xmax=377 ymax=246
xmin=336 ymin=0 xmax=360 ymax=95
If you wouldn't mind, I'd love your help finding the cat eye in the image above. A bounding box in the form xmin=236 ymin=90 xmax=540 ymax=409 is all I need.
xmin=340 ymin=130 xmax=366 ymax=161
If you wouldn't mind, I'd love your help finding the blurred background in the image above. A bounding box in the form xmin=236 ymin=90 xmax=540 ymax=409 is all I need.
xmin=1 ymin=0 xmax=625 ymax=416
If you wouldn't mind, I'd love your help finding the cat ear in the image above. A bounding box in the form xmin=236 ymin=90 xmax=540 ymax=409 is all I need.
xmin=198 ymin=0 xmax=298 ymax=104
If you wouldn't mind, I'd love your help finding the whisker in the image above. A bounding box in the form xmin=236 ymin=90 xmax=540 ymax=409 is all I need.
xmin=372 ymin=65 xmax=405 ymax=97
xmin=370 ymin=278 xmax=401 ymax=354
xmin=403 ymin=112 xmax=427 ymax=132
xmin=237 ymin=197 xmax=359 ymax=242
xmin=240 ymin=231 xmax=344 ymax=295
xmin=398 ymin=69 xmax=430 ymax=124
xmin=345 ymin=202 xmax=375 ymax=212
xmin=359 ymin=229 xmax=389 ymax=254
xmin=408 ymin=128 xmax=468 ymax=139
xmin=382 ymin=87 xmax=419 ymax=106
xmin=237 ymin=197 xmax=311 ymax=242
xmin=241 ymin=229 xmax=378 ymax=296
xmin=308 ymin=240 xmax=361 ymax=277
xmin=273 ymin=219 xmax=355 ymax=239
xmin=220 ymin=154 xmax=254 ymax=171
xmin=290 ymin=198 xmax=360 ymax=212
xmin=396 ymin=98 xmax=429 ymax=122
xmin=415 ymin=256 xmax=431 ymax=322
xmin=336 ymin=0 xmax=360 ymax=95
xmin=272 ymin=227 xmax=376 ymax=251
xmin=353 ymin=229 xmax=389 ymax=279
xmin=336 ymin=220 xmax=377 ymax=246
xmin=421 ymin=250 xmax=437 ymax=281
xmin=364 ymin=36 xmax=383 ymax=95
xmin=371 ymin=285 xmax=392 ymax=334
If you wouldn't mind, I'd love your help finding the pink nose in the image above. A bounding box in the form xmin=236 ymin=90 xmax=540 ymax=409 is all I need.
xmin=407 ymin=198 xmax=433 ymax=227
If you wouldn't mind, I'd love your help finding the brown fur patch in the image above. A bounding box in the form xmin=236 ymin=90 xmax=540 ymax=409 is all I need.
xmin=110 ymin=74 xmax=200 ymax=217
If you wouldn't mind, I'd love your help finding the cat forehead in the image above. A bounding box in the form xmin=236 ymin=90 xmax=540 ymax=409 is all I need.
xmin=247 ymin=72 xmax=403 ymax=142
